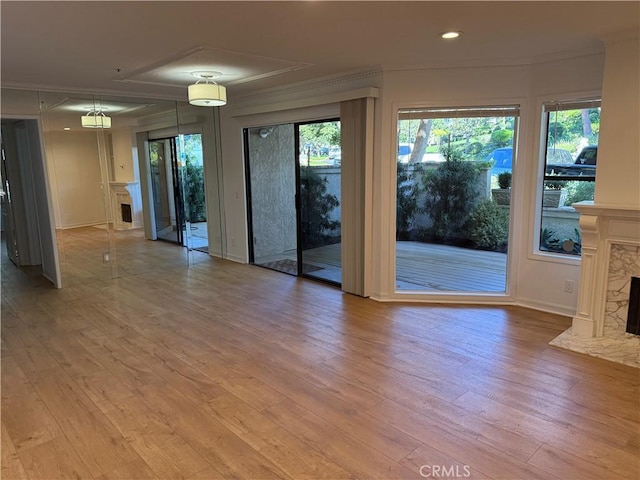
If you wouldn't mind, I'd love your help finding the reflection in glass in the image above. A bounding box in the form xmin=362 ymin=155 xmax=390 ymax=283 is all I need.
xmin=38 ymin=91 xmax=113 ymax=286
xmin=246 ymin=123 xmax=298 ymax=275
xmin=298 ymin=120 xmax=342 ymax=284
xmin=149 ymin=137 xmax=183 ymax=245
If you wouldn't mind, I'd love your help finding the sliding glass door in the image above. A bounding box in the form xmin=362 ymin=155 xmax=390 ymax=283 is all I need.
xmin=245 ymin=119 xmax=341 ymax=285
xmin=148 ymin=134 xmax=207 ymax=251
xmin=177 ymin=133 xmax=208 ymax=253
xmin=297 ymin=121 xmax=342 ymax=283
xmin=246 ymin=124 xmax=298 ymax=275
xmin=149 ymin=138 xmax=183 ymax=245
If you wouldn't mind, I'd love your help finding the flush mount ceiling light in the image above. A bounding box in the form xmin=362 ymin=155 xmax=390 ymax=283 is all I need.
xmin=441 ymin=31 xmax=462 ymax=39
xmin=188 ymin=71 xmax=227 ymax=107
xmin=81 ymin=110 xmax=111 ymax=128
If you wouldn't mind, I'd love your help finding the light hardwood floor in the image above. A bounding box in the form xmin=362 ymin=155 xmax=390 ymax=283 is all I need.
xmin=2 ymin=240 xmax=639 ymax=479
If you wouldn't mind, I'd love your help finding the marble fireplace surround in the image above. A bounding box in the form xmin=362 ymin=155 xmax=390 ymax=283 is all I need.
xmin=550 ymin=202 xmax=640 ymax=367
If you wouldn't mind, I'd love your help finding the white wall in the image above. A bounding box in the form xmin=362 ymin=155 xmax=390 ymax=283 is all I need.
xmin=111 ymin=129 xmax=136 ymax=182
xmin=46 ymin=131 xmax=107 ymax=228
xmin=373 ymin=64 xmax=533 ymax=301
xmin=216 ymin=53 xmax=613 ymax=316
xmin=515 ymin=53 xmax=605 ymax=315
xmin=595 ymin=33 xmax=640 ymax=207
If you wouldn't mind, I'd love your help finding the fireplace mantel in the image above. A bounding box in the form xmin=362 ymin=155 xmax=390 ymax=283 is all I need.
xmin=109 ymin=181 xmax=142 ymax=230
xmin=572 ymin=202 xmax=640 ymax=338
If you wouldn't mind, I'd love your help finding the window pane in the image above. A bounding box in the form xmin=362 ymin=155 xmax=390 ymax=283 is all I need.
xmin=396 ymin=109 xmax=517 ymax=293
xmin=540 ymin=102 xmax=600 ymax=256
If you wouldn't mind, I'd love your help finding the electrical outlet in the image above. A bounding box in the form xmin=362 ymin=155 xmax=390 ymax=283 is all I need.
xmin=103 ymin=252 xmax=110 ymax=263
xmin=564 ymin=280 xmax=574 ymax=293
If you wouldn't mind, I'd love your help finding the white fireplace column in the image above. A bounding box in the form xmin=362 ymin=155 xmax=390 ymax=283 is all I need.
xmin=572 ymin=202 xmax=640 ymax=338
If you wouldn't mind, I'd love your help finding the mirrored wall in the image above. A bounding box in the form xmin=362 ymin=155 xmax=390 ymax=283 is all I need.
xmin=27 ymin=89 xmax=227 ymax=287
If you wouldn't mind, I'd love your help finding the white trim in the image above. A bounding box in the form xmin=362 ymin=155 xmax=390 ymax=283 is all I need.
xmin=516 ymin=297 xmax=576 ymax=318
xmin=527 ymin=89 xmax=602 ymax=265
xmin=230 ymin=87 xmax=379 ymax=117
xmin=390 ymin=99 xmax=522 ymax=300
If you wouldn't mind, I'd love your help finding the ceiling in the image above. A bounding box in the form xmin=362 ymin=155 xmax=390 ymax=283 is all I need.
xmin=1 ymin=1 xmax=638 ymax=104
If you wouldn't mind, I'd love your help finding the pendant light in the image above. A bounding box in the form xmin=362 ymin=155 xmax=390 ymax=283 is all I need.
xmin=188 ymin=71 xmax=227 ymax=107
xmin=81 ymin=110 xmax=111 ymax=128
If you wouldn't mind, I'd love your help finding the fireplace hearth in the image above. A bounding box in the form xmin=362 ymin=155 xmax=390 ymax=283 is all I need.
xmin=549 ymin=203 xmax=640 ymax=368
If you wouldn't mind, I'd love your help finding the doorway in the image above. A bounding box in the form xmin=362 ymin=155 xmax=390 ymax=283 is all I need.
xmin=148 ymin=134 xmax=207 ymax=251
xmin=0 ymin=118 xmax=60 ymax=287
xmin=245 ymin=119 xmax=342 ymax=285
xmin=149 ymin=137 xmax=183 ymax=244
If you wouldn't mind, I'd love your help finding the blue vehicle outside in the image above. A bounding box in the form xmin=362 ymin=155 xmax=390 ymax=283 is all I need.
xmin=485 ymin=147 xmax=513 ymax=175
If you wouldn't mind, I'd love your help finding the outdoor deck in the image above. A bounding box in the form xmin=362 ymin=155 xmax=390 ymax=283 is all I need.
xmin=259 ymin=241 xmax=508 ymax=293
xmin=54 ymin=227 xmax=506 ymax=293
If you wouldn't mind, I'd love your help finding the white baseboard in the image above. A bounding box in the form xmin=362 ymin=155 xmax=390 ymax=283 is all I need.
xmin=206 ymin=250 xmax=246 ymax=264
xmin=371 ymin=292 xmax=574 ymax=318
xmin=515 ymin=296 xmax=575 ymax=318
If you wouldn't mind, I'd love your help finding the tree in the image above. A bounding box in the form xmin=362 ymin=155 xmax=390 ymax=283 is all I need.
xmin=490 ymin=129 xmax=513 ymax=147
xmin=397 ymin=162 xmax=423 ymax=239
xmin=581 ymin=109 xmax=593 ymax=137
xmin=299 ymin=122 xmax=340 ymax=152
xmin=408 ymin=119 xmax=433 ymax=163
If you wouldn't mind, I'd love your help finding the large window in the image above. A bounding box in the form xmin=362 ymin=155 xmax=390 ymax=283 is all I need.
xmin=395 ymin=106 xmax=519 ymax=293
xmin=539 ymin=99 xmax=600 ymax=256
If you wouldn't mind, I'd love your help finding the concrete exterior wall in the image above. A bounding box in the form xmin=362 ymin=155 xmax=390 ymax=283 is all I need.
xmin=248 ymin=124 xmax=297 ymax=261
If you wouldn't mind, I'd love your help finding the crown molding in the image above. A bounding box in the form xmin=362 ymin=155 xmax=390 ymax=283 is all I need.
xmin=232 ymin=68 xmax=382 ymax=104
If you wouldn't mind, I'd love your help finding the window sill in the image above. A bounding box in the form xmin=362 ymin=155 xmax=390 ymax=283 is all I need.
xmin=529 ymin=249 xmax=581 ymax=266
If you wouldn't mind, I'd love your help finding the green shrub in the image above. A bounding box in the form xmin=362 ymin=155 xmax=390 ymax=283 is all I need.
xmin=184 ymin=160 xmax=206 ymax=222
xmin=490 ymin=129 xmax=513 ymax=147
xmin=465 ymin=200 xmax=509 ymax=251
xmin=299 ymin=166 xmax=340 ymax=248
xmin=566 ymin=181 xmax=595 ymax=205
xmin=422 ymin=147 xmax=478 ymax=241
xmin=465 ymin=141 xmax=483 ymax=156
xmin=497 ymin=172 xmax=512 ymax=189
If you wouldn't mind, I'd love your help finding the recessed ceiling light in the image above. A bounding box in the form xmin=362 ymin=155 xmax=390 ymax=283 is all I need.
xmin=63 ymin=127 xmax=71 ymax=131
xmin=441 ymin=31 xmax=461 ymax=39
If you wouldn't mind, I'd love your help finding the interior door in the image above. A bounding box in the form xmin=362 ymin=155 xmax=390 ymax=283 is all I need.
xmin=149 ymin=138 xmax=183 ymax=245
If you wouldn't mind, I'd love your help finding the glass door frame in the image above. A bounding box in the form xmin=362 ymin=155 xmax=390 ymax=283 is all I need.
xmin=148 ymin=136 xmax=184 ymax=246
xmin=243 ymin=117 xmax=342 ymax=287
xmin=294 ymin=118 xmax=341 ymax=286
